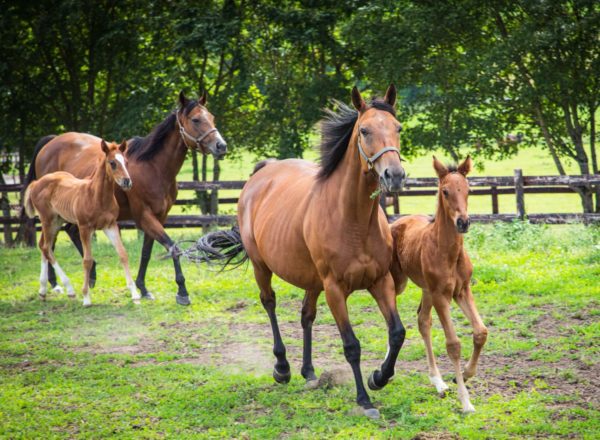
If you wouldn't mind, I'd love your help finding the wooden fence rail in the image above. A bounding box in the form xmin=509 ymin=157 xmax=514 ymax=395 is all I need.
xmin=1 ymin=171 xmax=600 ymax=245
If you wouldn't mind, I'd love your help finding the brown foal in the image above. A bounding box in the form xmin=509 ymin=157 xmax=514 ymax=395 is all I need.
xmin=390 ymin=156 xmax=488 ymax=413
xmin=24 ymin=140 xmax=139 ymax=307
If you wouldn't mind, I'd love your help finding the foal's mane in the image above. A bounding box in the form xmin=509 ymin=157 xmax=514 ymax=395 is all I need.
xmin=127 ymin=100 xmax=198 ymax=161
xmin=317 ymin=99 xmax=396 ymax=180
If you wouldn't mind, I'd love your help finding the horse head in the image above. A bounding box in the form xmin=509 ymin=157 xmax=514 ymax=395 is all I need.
xmin=433 ymin=156 xmax=472 ymax=233
xmin=101 ymin=140 xmax=132 ymax=191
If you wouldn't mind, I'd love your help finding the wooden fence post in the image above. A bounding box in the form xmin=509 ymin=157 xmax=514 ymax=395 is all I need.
xmin=514 ymin=169 xmax=525 ymax=220
xmin=491 ymin=185 xmax=499 ymax=214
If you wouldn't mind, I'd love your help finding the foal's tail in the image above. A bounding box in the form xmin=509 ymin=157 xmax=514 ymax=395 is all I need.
xmin=178 ymin=225 xmax=248 ymax=270
xmin=23 ymin=184 xmax=36 ymax=218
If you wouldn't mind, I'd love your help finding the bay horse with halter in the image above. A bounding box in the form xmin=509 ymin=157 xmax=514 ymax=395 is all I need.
xmin=26 ymin=91 xmax=226 ymax=305
xmin=24 ymin=140 xmax=138 ymax=306
xmin=390 ymin=156 xmax=488 ymax=413
xmin=205 ymin=85 xmax=406 ymax=418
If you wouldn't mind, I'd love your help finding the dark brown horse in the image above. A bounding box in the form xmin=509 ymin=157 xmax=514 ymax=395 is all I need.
xmin=390 ymin=156 xmax=488 ymax=413
xmin=204 ymin=85 xmax=406 ymax=418
xmin=26 ymin=91 xmax=226 ymax=305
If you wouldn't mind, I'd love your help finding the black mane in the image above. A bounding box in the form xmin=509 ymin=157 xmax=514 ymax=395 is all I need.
xmin=127 ymin=100 xmax=197 ymax=161
xmin=317 ymin=99 xmax=396 ymax=180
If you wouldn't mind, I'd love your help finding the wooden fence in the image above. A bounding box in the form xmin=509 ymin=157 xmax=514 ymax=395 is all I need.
xmin=1 ymin=171 xmax=600 ymax=245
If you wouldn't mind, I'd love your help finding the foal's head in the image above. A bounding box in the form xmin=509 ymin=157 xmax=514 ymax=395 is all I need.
xmin=101 ymin=140 xmax=132 ymax=191
xmin=177 ymin=91 xmax=227 ymax=159
xmin=433 ymin=156 xmax=472 ymax=233
xmin=352 ymin=85 xmax=406 ymax=192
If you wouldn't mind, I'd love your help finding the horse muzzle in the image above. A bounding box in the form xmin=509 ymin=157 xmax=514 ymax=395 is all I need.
xmin=119 ymin=178 xmax=133 ymax=191
xmin=212 ymin=140 xmax=227 ymax=160
xmin=379 ymin=166 xmax=406 ymax=193
xmin=456 ymin=217 xmax=470 ymax=233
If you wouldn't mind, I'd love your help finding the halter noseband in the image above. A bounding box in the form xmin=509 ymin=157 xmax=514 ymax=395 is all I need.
xmin=357 ymin=134 xmax=402 ymax=170
xmin=176 ymin=111 xmax=218 ymax=150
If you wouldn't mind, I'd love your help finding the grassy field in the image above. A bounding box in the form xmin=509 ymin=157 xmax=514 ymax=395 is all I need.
xmin=1 ymin=223 xmax=598 ymax=438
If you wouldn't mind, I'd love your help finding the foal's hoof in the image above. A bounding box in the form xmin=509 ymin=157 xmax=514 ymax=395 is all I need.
xmin=39 ymin=294 xmax=47 ymax=301
xmin=363 ymin=408 xmax=381 ymax=419
xmin=462 ymin=403 xmax=476 ymax=414
xmin=51 ymin=285 xmax=64 ymax=294
xmin=367 ymin=370 xmax=387 ymax=391
xmin=176 ymin=294 xmax=191 ymax=306
xmin=272 ymin=367 xmax=291 ymax=384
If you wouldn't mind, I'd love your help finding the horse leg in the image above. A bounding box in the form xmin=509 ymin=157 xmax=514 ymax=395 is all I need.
xmin=301 ymin=289 xmax=320 ymax=387
xmin=454 ymin=286 xmax=488 ymax=381
xmin=79 ymin=227 xmax=94 ymax=307
xmin=140 ymin=212 xmax=189 ymax=305
xmin=135 ymin=232 xmax=155 ymax=299
xmin=47 ymin=233 xmax=59 ymax=292
xmin=325 ymin=279 xmax=378 ymax=419
xmin=41 ymin=219 xmax=75 ymax=299
xmin=418 ymin=292 xmax=449 ymax=396
xmin=38 ymin=231 xmax=49 ymax=300
xmin=366 ymin=274 xmax=406 ymax=391
xmin=65 ymin=223 xmax=97 ymax=288
xmin=103 ymin=225 xmax=141 ymax=304
xmin=253 ymin=262 xmax=291 ymax=383
xmin=433 ymin=295 xmax=475 ymax=413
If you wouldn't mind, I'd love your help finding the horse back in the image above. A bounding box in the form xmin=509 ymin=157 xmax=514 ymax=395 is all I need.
xmin=35 ymin=132 xmax=103 ymax=179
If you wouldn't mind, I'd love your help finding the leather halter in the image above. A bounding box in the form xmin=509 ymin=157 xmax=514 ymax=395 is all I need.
xmin=357 ymin=133 xmax=401 ymax=170
xmin=176 ymin=111 xmax=218 ymax=150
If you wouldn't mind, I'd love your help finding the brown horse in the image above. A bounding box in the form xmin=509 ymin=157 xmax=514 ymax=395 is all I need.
xmin=204 ymin=85 xmax=406 ymax=418
xmin=24 ymin=140 xmax=138 ymax=306
xmin=26 ymin=91 xmax=226 ymax=305
xmin=390 ymin=156 xmax=488 ymax=413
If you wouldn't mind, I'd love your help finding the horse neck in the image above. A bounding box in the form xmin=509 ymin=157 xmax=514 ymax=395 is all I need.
xmin=89 ymin=159 xmax=116 ymax=207
xmin=324 ymin=131 xmax=380 ymax=227
xmin=432 ymin=191 xmax=463 ymax=256
xmin=147 ymin=128 xmax=189 ymax=182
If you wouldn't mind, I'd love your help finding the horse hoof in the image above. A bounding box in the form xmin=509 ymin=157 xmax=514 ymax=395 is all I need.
xmin=141 ymin=292 xmax=155 ymax=300
xmin=304 ymin=378 xmax=319 ymax=390
xmin=39 ymin=294 xmax=47 ymax=301
xmin=51 ymin=285 xmax=64 ymax=294
xmin=368 ymin=370 xmax=385 ymax=391
xmin=273 ymin=368 xmax=291 ymax=384
xmin=133 ymin=299 xmax=141 ymax=305
xmin=176 ymin=294 xmax=191 ymax=306
xmin=363 ymin=408 xmax=381 ymax=419
xmin=438 ymin=390 xmax=447 ymax=399
xmin=462 ymin=404 xmax=476 ymax=414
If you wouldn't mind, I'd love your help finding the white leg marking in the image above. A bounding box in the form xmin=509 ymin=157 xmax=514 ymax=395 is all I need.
xmin=429 ymin=375 xmax=450 ymax=394
xmin=52 ymin=262 xmax=75 ymax=297
xmin=39 ymin=257 xmax=48 ymax=298
xmin=104 ymin=226 xmax=141 ymax=303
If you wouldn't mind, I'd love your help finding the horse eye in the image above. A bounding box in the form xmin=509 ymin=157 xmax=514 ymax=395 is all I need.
xmin=360 ymin=128 xmax=368 ymax=136
xmin=192 ymin=118 xmax=200 ymax=123
xmin=442 ymin=189 xmax=449 ymax=197
xmin=397 ymin=126 xmax=402 ymax=132
xmin=110 ymin=161 xmax=117 ymax=170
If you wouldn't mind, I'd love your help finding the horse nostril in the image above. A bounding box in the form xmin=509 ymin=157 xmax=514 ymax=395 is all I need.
xmin=383 ymin=168 xmax=391 ymax=179
xmin=217 ymin=142 xmax=227 ymax=152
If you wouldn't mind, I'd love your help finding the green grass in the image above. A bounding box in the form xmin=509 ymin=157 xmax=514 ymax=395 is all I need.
xmin=1 ymin=223 xmax=599 ymax=438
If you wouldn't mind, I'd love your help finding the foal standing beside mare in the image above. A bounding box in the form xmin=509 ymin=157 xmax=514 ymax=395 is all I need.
xmin=204 ymin=86 xmax=406 ymax=418
xmin=26 ymin=91 xmax=226 ymax=305
xmin=390 ymin=156 xmax=488 ymax=413
xmin=24 ymin=140 xmax=139 ymax=306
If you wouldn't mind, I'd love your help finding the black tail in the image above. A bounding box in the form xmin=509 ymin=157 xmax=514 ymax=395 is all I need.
xmin=24 ymin=134 xmax=56 ymax=187
xmin=178 ymin=225 xmax=248 ymax=270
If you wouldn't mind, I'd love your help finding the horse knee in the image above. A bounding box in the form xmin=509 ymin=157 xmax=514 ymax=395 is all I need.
xmin=446 ymin=339 xmax=461 ymax=360
xmin=417 ymin=314 xmax=431 ymax=335
xmin=301 ymin=309 xmax=316 ymax=329
xmin=390 ymin=323 xmax=406 ymax=349
xmin=343 ymin=338 xmax=361 ymax=363
xmin=474 ymin=326 xmax=488 ymax=347
xmin=83 ymin=258 xmax=94 ymax=271
xmin=175 ymin=273 xmax=185 ymax=285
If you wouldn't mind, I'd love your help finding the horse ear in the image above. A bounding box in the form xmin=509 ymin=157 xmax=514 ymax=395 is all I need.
xmin=179 ymin=91 xmax=187 ymax=108
xmin=101 ymin=139 xmax=109 ymax=155
xmin=433 ymin=156 xmax=449 ymax=179
xmin=351 ymin=86 xmax=366 ymax=112
xmin=458 ymin=155 xmax=473 ymax=176
xmin=198 ymin=89 xmax=208 ymax=106
xmin=119 ymin=140 xmax=127 ymax=153
xmin=383 ymin=83 xmax=397 ymax=107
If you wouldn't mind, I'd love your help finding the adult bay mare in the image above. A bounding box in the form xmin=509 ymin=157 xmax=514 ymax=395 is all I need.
xmin=201 ymin=85 xmax=406 ymax=418
xmin=26 ymin=91 xmax=227 ymax=305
